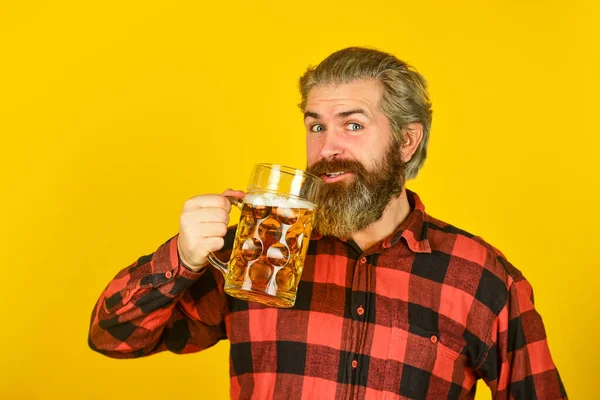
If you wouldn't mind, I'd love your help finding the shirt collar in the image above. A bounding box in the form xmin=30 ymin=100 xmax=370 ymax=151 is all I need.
xmin=311 ymin=188 xmax=432 ymax=254
xmin=387 ymin=189 xmax=432 ymax=253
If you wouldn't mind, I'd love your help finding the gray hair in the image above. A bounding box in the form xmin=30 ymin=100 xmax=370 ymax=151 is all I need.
xmin=299 ymin=47 xmax=432 ymax=180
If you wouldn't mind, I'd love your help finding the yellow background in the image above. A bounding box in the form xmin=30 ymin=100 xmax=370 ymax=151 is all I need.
xmin=1 ymin=1 xmax=597 ymax=398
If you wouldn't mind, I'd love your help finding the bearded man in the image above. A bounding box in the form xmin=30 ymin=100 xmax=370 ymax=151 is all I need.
xmin=89 ymin=47 xmax=566 ymax=399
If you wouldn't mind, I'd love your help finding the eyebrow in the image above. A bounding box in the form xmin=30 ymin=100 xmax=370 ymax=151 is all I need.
xmin=304 ymin=111 xmax=321 ymax=120
xmin=304 ymin=108 xmax=370 ymax=120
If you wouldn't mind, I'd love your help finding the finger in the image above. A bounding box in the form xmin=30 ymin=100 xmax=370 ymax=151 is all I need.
xmin=198 ymin=236 xmax=225 ymax=255
xmin=183 ymin=207 xmax=230 ymax=224
xmin=183 ymin=194 xmax=231 ymax=211
xmin=195 ymin=222 xmax=228 ymax=238
xmin=222 ymin=188 xmax=246 ymax=199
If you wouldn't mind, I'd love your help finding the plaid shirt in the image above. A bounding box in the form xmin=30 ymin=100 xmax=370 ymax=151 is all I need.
xmin=89 ymin=190 xmax=566 ymax=399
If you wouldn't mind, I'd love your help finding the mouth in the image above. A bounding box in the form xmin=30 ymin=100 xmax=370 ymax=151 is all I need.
xmin=321 ymin=171 xmax=353 ymax=183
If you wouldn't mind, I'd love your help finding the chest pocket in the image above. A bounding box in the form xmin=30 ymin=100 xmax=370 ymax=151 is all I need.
xmin=379 ymin=299 xmax=468 ymax=395
xmin=407 ymin=325 xmax=463 ymax=364
xmin=384 ymin=325 xmax=462 ymax=369
xmin=379 ymin=324 xmax=465 ymax=399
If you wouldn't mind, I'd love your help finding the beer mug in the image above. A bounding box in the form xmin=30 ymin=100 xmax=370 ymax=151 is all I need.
xmin=208 ymin=163 xmax=322 ymax=308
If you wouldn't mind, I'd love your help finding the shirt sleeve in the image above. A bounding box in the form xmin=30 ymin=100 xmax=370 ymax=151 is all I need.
xmin=88 ymin=234 xmax=231 ymax=358
xmin=475 ymin=261 xmax=567 ymax=399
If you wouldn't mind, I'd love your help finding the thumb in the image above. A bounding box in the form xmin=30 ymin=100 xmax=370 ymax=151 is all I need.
xmin=222 ymin=188 xmax=246 ymax=199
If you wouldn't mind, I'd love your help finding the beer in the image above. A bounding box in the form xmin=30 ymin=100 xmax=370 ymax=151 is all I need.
xmin=206 ymin=163 xmax=322 ymax=308
xmin=224 ymin=193 xmax=315 ymax=308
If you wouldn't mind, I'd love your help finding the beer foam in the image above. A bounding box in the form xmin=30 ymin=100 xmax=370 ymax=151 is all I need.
xmin=245 ymin=193 xmax=315 ymax=209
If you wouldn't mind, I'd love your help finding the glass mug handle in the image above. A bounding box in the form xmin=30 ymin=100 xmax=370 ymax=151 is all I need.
xmin=206 ymin=195 xmax=244 ymax=276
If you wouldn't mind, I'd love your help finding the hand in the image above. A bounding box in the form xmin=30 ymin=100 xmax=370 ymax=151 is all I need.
xmin=177 ymin=189 xmax=245 ymax=272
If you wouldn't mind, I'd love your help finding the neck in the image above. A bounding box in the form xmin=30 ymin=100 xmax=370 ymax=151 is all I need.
xmin=350 ymin=188 xmax=411 ymax=252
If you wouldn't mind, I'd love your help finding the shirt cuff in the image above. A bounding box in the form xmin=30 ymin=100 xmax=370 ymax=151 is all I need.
xmin=150 ymin=234 xmax=207 ymax=288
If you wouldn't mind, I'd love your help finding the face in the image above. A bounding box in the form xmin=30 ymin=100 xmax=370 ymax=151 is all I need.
xmin=304 ymin=79 xmax=395 ymax=179
xmin=304 ymin=79 xmax=407 ymax=237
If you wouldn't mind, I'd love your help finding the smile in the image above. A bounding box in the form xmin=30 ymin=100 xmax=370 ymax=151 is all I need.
xmin=325 ymin=171 xmax=347 ymax=178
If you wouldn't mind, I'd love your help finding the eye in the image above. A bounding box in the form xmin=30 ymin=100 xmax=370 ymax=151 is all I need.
xmin=347 ymin=122 xmax=363 ymax=131
xmin=310 ymin=124 xmax=325 ymax=133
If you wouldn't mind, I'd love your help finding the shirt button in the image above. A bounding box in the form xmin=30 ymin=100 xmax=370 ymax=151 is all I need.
xmin=430 ymin=335 xmax=438 ymax=343
xmin=357 ymin=306 xmax=365 ymax=316
xmin=360 ymin=257 xmax=367 ymax=264
xmin=351 ymin=360 xmax=358 ymax=368
xmin=165 ymin=270 xmax=173 ymax=279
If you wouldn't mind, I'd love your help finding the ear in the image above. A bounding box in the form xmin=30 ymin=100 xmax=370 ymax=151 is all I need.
xmin=400 ymin=123 xmax=423 ymax=163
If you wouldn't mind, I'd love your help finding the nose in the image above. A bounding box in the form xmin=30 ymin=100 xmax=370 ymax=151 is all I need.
xmin=319 ymin=131 xmax=344 ymax=160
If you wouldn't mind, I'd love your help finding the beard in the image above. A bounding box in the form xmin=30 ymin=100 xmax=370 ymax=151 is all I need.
xmin=307 ymin=140 xmax=407 ymax=238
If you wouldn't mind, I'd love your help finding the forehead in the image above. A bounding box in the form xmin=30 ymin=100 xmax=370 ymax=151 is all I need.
xmin=305 ymin=79 xmax=384 ymax=113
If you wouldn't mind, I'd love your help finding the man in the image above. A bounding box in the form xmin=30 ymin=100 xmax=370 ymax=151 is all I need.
xmin=89 ymin=47 xmax=566 ymax=399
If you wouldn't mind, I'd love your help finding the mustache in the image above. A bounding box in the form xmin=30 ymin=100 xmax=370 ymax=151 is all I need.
xmin=307 ymin=158 xmax=367 ymax=176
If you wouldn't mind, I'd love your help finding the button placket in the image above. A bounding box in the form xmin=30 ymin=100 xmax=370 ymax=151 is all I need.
xmin=348 ymin=252 xmax=370 ymax=389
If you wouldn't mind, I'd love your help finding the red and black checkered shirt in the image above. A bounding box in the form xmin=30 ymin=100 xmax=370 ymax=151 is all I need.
xmin=89 ymin=190 xmax=566 ymax=399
